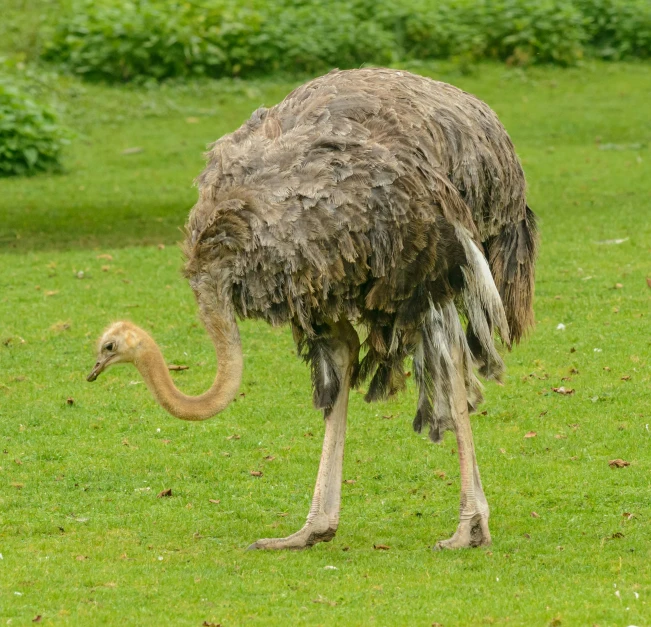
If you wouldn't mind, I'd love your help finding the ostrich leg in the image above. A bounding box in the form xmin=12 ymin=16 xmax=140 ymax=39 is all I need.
xmin=248 ymin=321 xmax=359 ymax=550
xmin=436 ymin=345 xmax=491 ymax=549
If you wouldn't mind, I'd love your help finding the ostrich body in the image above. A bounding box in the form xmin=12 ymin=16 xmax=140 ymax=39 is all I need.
xmin=89 ymin=68 xmax=537 ymax=550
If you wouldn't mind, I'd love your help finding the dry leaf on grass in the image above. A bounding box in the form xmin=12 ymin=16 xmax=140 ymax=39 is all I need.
xmin=32 ymin=616 xmax=42 ymax=623
xmin=75 ymin=555 xmax=88 ymax=561
xmin=621 ymin=375 xmax=631 ymax=381
xmin=226 ymin=434 xmax=240 ymax=440
xmin=45 ymin=290 xmax=59 ymax=297
xmin=250 ymin=470 xmax=263 ymax=477
xmin=122 ymin=147 xmax=143 ymax=155
xmin=157 ymin=488 xmax=172 ymax=497
xmin=168 ymin=364 xmax=189 ymax=371
xmin=524 ymin=431 xmax=537 ymax=438
xmin=96 ymin=254 xmax=113 ymax=261
xmin=66 ymin=397 xmax=74 ymax=406
xmin=552 ymin=386 xmax=575 ymax=395
xmin=344 ymin=479 xmax=356 ymax=484
xmin=646 ymin=277 xmax=651 ymax=289
xmin=264 ymin=455 xmax=275 ymax=461
xmin=531 ymin=511 xmax=540 ymax=518
xmin=608 ymin=459 xmax=630 ymax=468
xmin=209 ymin=499 xmax=220 ymax=505
xmin=202 ymin=622 xmax=221 ymax=627
xmin=373 ymin=544 xmax=390 ymax=550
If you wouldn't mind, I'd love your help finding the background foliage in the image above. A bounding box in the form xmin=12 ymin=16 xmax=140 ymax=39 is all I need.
xmin=0 ymin=72 xmax=68 ymax=177
xmin=35 ymin=0 xmax=651 ymax=83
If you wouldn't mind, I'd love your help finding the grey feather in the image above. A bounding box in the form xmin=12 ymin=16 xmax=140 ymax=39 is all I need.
xmin=182 ymin=68 xmax=538 ymax=435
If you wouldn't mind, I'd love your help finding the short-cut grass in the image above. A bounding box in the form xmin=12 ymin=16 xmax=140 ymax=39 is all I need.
xmin=1 ymin=62 xmax=650 ymax=625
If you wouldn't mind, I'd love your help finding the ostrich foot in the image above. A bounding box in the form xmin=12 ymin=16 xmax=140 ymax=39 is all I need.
xmin=247 ymin=514 xmax=336 ymax=550
xmin=434 ymin=512 xmax=491 ymax=550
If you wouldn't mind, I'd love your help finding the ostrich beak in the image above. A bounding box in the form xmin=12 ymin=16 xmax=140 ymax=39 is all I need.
xmin=87 ymin=358 xmax=109 ymax=382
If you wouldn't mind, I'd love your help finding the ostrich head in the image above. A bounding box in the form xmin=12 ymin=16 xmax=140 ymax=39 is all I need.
xmin=86 ymin=315 xmax=243 ymax=420
xmin=87 ymin=321 xmax=143 ymax=381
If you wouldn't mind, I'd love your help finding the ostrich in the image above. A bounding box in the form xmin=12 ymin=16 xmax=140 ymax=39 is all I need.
xmin=88 ymin=68 xmax=537 ymax=550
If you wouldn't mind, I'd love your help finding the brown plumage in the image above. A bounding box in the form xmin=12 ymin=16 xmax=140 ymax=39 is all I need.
xmin=91 ymin=68 xmax=537 ymax=549
xmin=185 ymin=68 xmax=536 ymax=430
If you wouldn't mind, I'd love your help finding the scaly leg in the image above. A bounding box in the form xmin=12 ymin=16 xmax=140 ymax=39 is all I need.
xmin=436 ymin=345 xmax=491 ymax=549
xmin=248 ymin=322 xmax=358 ymax=550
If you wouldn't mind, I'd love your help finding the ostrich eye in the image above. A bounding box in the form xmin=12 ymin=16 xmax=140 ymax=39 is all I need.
xmin=104 ymin=342 xmax=115 ymax=352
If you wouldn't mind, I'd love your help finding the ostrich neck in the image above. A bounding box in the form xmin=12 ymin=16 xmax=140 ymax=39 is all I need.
xmin=135 ymin=314 xmax=242 ymax=421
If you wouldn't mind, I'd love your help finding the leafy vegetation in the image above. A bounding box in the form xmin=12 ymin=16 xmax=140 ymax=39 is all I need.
xmin=0 ymin=74 xmax=69 ymax=177
xmin=576 ymin=0 xmax=651 ymax=59
xmin=1 ymin=62 xmax=650 ymax=624
xmin=40 ymin=0 xmax=395 ymax=82
xmin=376 ymin=0 xmax=586 ymax=67
xmin=38 ymin=0 xmax=651 ymax=82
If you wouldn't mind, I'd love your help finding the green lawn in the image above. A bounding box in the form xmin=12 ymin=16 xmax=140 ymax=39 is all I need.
xmin=1 ymin=62 xmax=651 ymax=625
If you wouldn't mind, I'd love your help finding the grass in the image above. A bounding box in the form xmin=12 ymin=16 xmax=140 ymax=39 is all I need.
xmin=1 ymin=61 xmax=651 ymax=625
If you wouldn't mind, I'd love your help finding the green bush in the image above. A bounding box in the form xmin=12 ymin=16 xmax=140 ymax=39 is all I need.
xmin=39 ymin=0 xmax=651 ymax=82
xmin=576 ymin=0 xmax=651 ymax=59
xmin=0 ymin=76 xmax=68 ymax=177
xmin=41 ymin=0 xmax=395 ymax=82
xmin=377 ymin=0 xmax=584 ymax=66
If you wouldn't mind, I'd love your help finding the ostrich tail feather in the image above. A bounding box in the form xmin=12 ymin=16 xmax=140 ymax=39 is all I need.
xmin=413 ymin=227 xmax=509 ymax=442
xmin=487 ymin=205 xmax=538 ymax=344
xmin=456 ymin=225 xmax=510 ymax=381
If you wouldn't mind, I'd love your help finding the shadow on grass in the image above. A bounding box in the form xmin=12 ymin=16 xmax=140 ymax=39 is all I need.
xmin=0 ymin=120 xmax=209 ymax=252
xmin=0 ymin=197 xmax=190 ymax=252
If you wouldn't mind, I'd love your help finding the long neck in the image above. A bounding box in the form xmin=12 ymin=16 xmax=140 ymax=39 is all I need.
xmin=134 ymin=314 xmax=243 ymax=421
